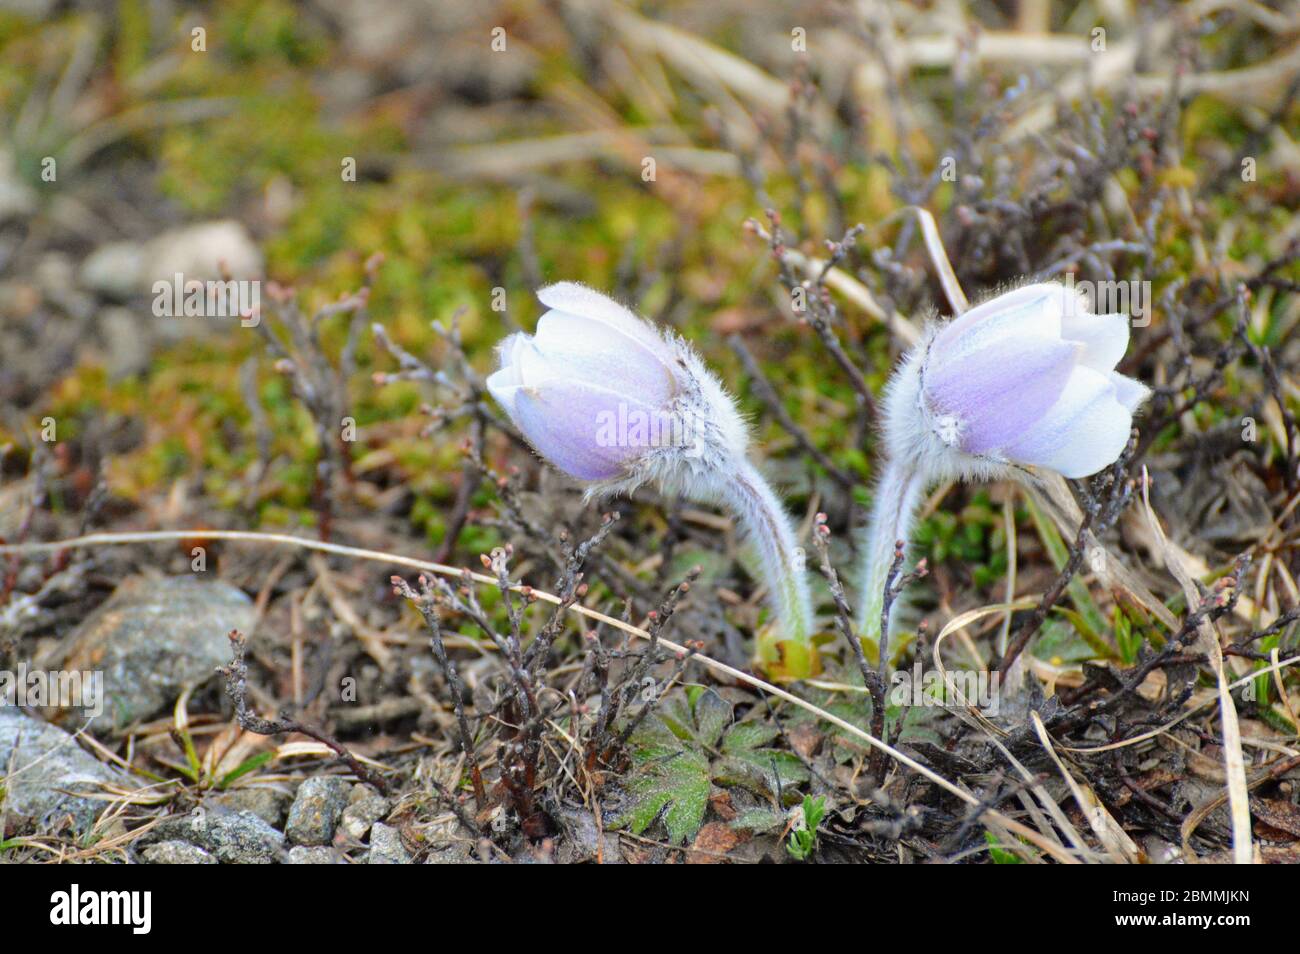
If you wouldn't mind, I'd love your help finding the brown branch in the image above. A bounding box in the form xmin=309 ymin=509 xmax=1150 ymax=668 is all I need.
xmin=392 ymin=575 xmax=487 ymax=808
xmin=218 ymin=629 xmax=393 ymax=796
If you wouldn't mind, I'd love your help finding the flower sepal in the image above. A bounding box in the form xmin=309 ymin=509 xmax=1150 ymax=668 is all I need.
xmin=754 ymin=623 xmax=827 ymax=682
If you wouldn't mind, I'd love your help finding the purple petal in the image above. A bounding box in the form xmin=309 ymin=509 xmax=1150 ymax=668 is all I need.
xmin=1002 ymin=366 xmax=1132 ymax=478
xmin=924 ymin=336 xmax=1079 ymax=456
xmin=504 ymin=380 xmax=661 ymax=482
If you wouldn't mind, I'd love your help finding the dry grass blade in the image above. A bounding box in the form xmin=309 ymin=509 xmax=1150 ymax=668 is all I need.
xmin=1030 ymin=712 xmax=1140 ymax=863
xmin=910 ymin=205 xmax=968 ymax=315
xmin=1056 ymin=653 xmax=1300 ymax=755
xmin=1272 ymin=647 xmax=1300 ymax=736
xmin=604 ymin=4 xmax=809 ymax=121
xmin=924 ymin=602 xmax=1096 ymax=860
xmin=1138 ymin=467 xmax=1254 ymax=865
xmin=931 ymin=599 xmax=1038 ymax=738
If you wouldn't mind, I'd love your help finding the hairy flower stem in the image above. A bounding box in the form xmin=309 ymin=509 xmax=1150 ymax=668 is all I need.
xmin=857 ymin=457 xmax=929 ymax=664
xmin=716 ymin=458 xmax=814 ymax=649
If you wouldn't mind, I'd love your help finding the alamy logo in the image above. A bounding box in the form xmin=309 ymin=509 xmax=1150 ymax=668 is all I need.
xmin=0 ymin=664 xmax=103 ymax=718
xmin=594 ymin=402 xmax=704 ymax=458
xmin=152 ymin=272 xmax=261 ymax=327
xmin=889 ymin=661 xmax=1001 ymax=715
xmin=49 ymin=885 xmax=151 ymax=934
xmin=1061 ymin=272 xmax=1151 ymax=327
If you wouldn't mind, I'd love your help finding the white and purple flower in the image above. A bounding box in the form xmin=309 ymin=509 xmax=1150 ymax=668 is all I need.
xmin=897 ymin=282 xmax=1149 ymax=480
xmin=861 ymin=281 xmax=1150 ymax=649
xmin=488 ymin=283 xmax=814 ymax=657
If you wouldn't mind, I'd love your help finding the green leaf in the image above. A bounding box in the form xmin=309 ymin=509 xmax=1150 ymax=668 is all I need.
xmin=626 ymin=714 xmax=686 ymax=760
xmin=1024 ymin=494 xmax=1107 ymax=642
xmin=1113 ymin=606 xmax=1139 ymax=664
xmin=1033 ymin=618 xmax=1103 ymax=665
xmin=730 ymin=807 xmax=784 ymax=834
xmin=656 ymin=695 xmax=696 ymax=742
xmin=985 ymin=830 xmax=1023 ymax=864
xmin=615 ymin=690 xmax=811 ymax=842
xmin=720 ymin=721 xmax=778 ymax=752
xmin=659 ymin=687 xmax=731 ymax=748
xmin=175 ymin=725 xmax=202 ymax=783
xmin=715 ymin=719 xmax=809 ymax=797
xmin=802 ymin=794 xmax=826 ymax=831
xmin=692 ymin=689 xmax=733 ymax=748
xmin=786 ymin=795 xmax=826 ymax=860
xmin=1053 ymin=605 xmax=1117 ymax=660
xmin=614 ymin=748 xmax=711 ymax=844
xmin=787 ymin=829 xmax=814 ymax=860
xmin=217 ymin=752 xmax=274 ymax=789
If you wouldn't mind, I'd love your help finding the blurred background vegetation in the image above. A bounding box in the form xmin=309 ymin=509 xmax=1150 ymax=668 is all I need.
xmin=1 ymin=0 xmax=1297 ymax=664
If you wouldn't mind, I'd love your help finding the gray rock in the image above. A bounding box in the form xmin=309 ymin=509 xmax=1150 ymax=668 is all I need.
xmin=153 ymin=808 xmax=285 ymax=864
xmin=425 ymin=842 xmax=478 ymax=864
xmin=204 ymin=810 xmax=284 ymax=864
xmin=141 ymin=840 xmax=217 ymax=864
xmin=338 ymin=784 xmax=390 ymax=841
xmin=148 ymin=221 xmax=262 ymax=287
xmin=79 ymin=242 xmax=146 ymax=301
xmin=35 ymin=253 xmax=95 ymax=320
xmin=80 ymin=220 xmax=262 ymax=301
xmin=99 ymin=306 xmax=152 ymax=377
xmin=556 ymin=806 xmax=623 ymax=864
xmin=367 ymin=823 xmax=411 ymax=864
xmin=0 ymin=0 xmax=57 ymax=20
xmin=285 ymin=777 xmax=351 ymax=846
xmin=208 ymin=787 xmax=291 ymax=828
xmin=0 ymin=709 xmax=124 ymax=833
xmin=287 ymin=846 xmax=346 ymax=865
xmin=55 ymin=575 xmax=254 ymax=731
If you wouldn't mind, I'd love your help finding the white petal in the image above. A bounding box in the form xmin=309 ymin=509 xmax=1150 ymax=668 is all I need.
xmin=515 ymin=337 xmax=568 ymax=387
xmin=1003 ymin=366 xmax=1132 ymax=478
xmin=932 ymin=282 xmax=1077 ymax=365
xmin=537 ymin=282 xmax=667 ymax=356
xmin=486 ymin=366 xmax=521 ymax=416
xmin=492 ymin=333 xmax=527 ymax=385
xmin=1108 ymin=371 xmax=1150 ymax=412
xmin=486 ymin=333 xmax=529 ymax=413
xmin=534 ymin=309 xmax=676 ymax=404
xmin=962 ymin=282 xmax=1077 ymax=321
xmin=1061 ymin=311 xmax=1130 ymax=372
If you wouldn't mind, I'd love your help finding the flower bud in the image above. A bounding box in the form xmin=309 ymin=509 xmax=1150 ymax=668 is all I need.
xmin=861 ymin=280 xmax=1151 ymax=650
xmin=889 ymin=282 xmax=1149 ymax=480
xmin=487 ymin=283 xmax=815 ymax=668
xmin=487 ymin=283 xmax=746 ymax=492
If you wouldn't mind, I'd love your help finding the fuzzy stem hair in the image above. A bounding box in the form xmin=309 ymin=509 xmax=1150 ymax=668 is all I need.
xmin=857 ymin=457 xmax=929 ymax=662
xmin=716 ymin=458 xmax=814 ymax=646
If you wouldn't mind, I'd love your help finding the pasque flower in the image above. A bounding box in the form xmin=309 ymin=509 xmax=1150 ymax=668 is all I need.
xmin=859 ymin=282 xmax=1150 ymax=653
xmin=488 ymin=282 xmax=814 ymax=660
